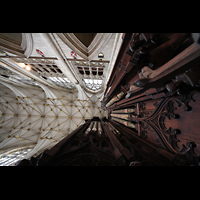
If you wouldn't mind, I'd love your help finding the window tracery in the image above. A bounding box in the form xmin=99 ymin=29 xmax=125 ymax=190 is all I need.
xmin=0 ymin=148 xmax=32 ymax=166
xmin=48 ymin=77 xmax=75 ymax=89
xmin=0 ymin=62 xmax=39 ymax=87
xmin=70 ymin=60 xmax=108 ymax=92
xmin=83 ymin=79 xmax=102 ymax=90
xmin=10 ymin=57 xmax=75 ymax=90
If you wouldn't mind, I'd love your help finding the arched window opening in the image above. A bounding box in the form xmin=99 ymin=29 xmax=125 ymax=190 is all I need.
xmin=0 ymin=148 xmax=33 ymax=166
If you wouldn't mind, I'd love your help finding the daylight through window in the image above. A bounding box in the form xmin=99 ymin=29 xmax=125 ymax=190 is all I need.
xmin=0 ymin=148 xmax=32 ymax=166
xmin=48 ymin=77 xmax=75 ymax=89
xmin=83 ymin=79 xmax=102 ymax=90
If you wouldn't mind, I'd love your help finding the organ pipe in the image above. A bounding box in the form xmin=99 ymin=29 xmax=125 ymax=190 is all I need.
xmin=98 ymin=122 xmax=102 ymax=136
xmin=112 ymin=117 xmax=136 ymax=129
xmin=92 ymin=121 xmax=97 ymax=131
xmin=112 ymin=108 xmax=135 ymax=114
xmin=106 ymin=92 xmax=125 ymax=107
xmin=85 ymin=121 xmax=94 ymax=135
xmin=108 ymin=122 xmax=120 ymax=135
xmin=111 ymin=113 xmax=129 ymax=120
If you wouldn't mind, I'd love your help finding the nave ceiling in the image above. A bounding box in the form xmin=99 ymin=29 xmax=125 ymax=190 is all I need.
xmin=0 ymin=81 xmax=104 ymax=161
xmin=0 ymin=33 xmax=123 ymax=164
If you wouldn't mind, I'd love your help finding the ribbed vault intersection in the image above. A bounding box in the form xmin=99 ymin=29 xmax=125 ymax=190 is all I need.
xmin=0 ymin=82 xmax=104 ymax=163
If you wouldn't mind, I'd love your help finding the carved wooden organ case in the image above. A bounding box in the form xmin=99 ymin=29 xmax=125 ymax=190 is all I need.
xmin=16 ymin=117 xmax=139 ymax=166
xmin=101 ymin=33 xmax=200 ymax=166
xmin=16 ymin=33 xmax=200 ymax=166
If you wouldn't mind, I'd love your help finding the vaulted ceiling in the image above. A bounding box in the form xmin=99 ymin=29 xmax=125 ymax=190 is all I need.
xmin=73 ymin=33 xmax=97 ymax=47
xmin=0 ymin=33 xmax=123 ymax=164
xmin=0 ymin=82 xmax=104 ymax=159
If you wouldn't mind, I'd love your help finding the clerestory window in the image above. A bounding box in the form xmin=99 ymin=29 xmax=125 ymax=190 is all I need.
xmin=83 ymin=79 xmax=102 ymax=91
xmin=48 ymin=77 xmax=75 ymax=89
xmin=0 ymin=148 xmax=33 ymax=166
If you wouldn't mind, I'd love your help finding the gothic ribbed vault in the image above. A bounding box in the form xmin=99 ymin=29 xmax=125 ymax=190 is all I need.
xmin=0 ymin=33 xmax=123 ymax=165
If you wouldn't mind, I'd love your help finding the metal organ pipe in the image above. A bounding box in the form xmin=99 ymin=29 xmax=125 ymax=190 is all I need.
xmin=85 ymin=121 xmax=104 ymax=136
xmin=92 ymin=121 xmax=97 ymax=131
xmin=98 ymin=122 xmax=102 ymax=136
xmin=108 ymin=122 xmax=120 ymax=135
xmin=112 ymin=108 xmax=135 ymax=114
xmin=106 ymin=92 xmax=125 ymax=107
xmin=111 ymin=113 xmax=129 ymax=120
xmin=110 ymin=108 xmax=137 ymax=128
xmin=112 ymin=117 xmax=136 ymax=129
xmin=85 ymin=121 xmax=94 ymax=135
